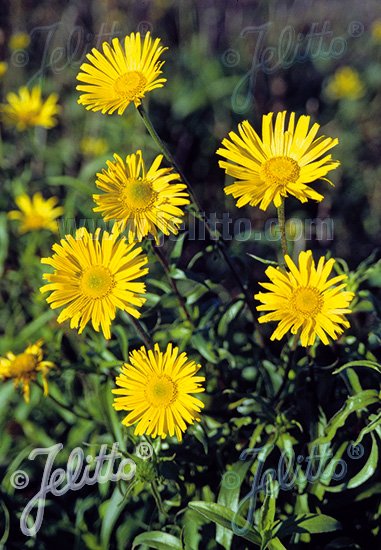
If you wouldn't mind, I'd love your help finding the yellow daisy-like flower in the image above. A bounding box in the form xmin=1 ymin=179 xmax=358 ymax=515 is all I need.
xmin=371 ymin=20 xmax=381 ymax=43
xmin=80 ymin=136 xmax=108 ymax=157
xmin=40 ymin=226 xmax=148 ymax=339
xmin=0 ymin=340 xmax=55 ymax=403
xmin=1 ymin=86 xmax=60 ymax=131
xmin=255 ymin=250 xmax=354 ymax=347
xmin=217 ymin=111 xmax=340 ymax=211
xmin=325 ymin=66 xmax=365 ymax=101
xmin=8 ymin=193 xmax=64 ymax=234
xmin=112 ymin=343 xmax=205 ymax=442
xmin=0 ymin=61 xmax=8 ymax=78
xmin=9 ymin=32 xmax=30 ymax=50
xmin=93 ymin=150 xmax=190 ymax=243
xmin=76 ymin=32 xmax=167 ymax=115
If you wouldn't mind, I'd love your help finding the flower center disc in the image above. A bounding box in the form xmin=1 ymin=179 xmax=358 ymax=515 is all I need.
xmin=25 ymin=213 xmax=46 ymax=229
xmin=122 ymin=179 xmax=155 ymax=210
xmin=81 ymin=265 xmax=113 ymax=298
xmin=260 ymin=156 xmax=300 ymax=188
xmin=291 ymin=287 xmax=323 ymax=318
xmin=145 ymin=375 xmax=177 ymax=407
xmin=12 ymin=353 xmax=37 ymax=375
xmin=114 ymin=71 xmax=147 ymax=101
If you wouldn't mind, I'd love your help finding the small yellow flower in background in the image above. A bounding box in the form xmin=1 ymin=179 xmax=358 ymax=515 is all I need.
xmin=325 ymin=66 xmax=365 ymax=101
xmin=94 ymin=150 xmax=190 ymax=243
xmin=371 ymin=20 xmax=381 ymax=43
xmin=76 ymin=32 xmax=167 ymax=115
xmin=0 ymin=61 xmax=8 ymax=78
xmin=113 ymin=343 xmax=205 ymax=441
xmin=1 ymin=86 xmax=60 ymax=131
xmin=9 ymin=31 xmax=30 ymax=50
xmin=217 ymin=111 xmax=339 ymax=211
xmin=80 ymin=136 xmax=108 ymax=157
xmin=255 ymin=250 xmax=354 ymax=347
xmin=8 ymin=193 xmax=64 ymax=234
xmin=40 ymin=226 xmax=148 ymax=340
xmin=0 ymin=340 xmax=55 ymax=403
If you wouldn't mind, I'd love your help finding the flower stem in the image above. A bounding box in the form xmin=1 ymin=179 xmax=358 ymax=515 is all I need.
xmin=137 ymin=103 xmax=263 ymax=341
xmin=277 ymin=199 xmax=288 ymax=261
xmin=150 ymin=241 xmax=194 ymax=326
xmin=37 ymin=382 xmax=93 ymax=422
xmin=128 ymin=315 xmax=153 ymax=350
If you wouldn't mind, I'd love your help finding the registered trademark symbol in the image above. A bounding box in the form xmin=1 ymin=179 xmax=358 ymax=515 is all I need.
xmin=347 ymin=443 xmax=364 ymax=460
xmin=347 ymin=21 xmax=364 ymax=38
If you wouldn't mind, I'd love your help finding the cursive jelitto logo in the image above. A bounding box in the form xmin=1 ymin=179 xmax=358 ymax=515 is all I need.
xmin=10 ymin=442 xmax=150 ymax=537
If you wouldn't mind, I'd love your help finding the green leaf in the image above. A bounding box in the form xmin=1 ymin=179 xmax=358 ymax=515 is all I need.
xmin=259 ymin=480 xmax=277 ymax=535
xmin=217 ymin=460 xmax=252 ymax=549
xmin=188 ymin=501 xmax=261 ymax=546
xmin=217 ymin=300 xmax=244 ymax=337
xmin=354 ymin=411 xmax=381 ymax=445
xmin=276 ymin=514 xmax=341 ymax=537
xmin=170 ymin=232 xmax=186 ymax=261
xmin=183 ymin=509 xmax=203 ymax=550
xmin=348 ymin=433 xmax=378 ymax=489
xmin=100 ymin=487 xmax=130 ymax=549
xmin=313 ymin=390 xmax=380 ymax=445
xmin=247 ymin=254 xmax=278 ymax=266
xmin=267 ymin=538 xmax=287 ymax=550
xmin=190 ymin=334 xmax=218 ymax=363
xmin=333 ymin=360 xmax=381 ymax=375
xmin=132 ymin=531 xmax=183 ymax=550
xmin=0 ymin=213 xmax=9 ymax=277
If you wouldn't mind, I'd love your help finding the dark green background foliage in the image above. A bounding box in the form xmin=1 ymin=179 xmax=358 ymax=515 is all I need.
xmin=0 ymin=1 xmax=380 ymax=549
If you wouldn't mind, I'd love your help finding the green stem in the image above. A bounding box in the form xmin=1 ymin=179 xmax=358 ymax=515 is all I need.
xmin=151 ymin=480 xmax=165 ymax=516
xmin=128 ymin=315 xmax=153 ymax=350
xmin=151 ymin=241 xmax=194 ymax=326
xmin=137 ymin=103 xmax=263 ymax=340
xmin=277 ymin=200 xmax=288 ymax=262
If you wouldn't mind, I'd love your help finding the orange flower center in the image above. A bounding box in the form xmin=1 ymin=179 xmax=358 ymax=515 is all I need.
xmin=114 ymin=71 xmax=147 ymax=101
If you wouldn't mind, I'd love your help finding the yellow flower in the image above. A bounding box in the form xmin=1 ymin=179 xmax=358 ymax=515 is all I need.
xmin=1 ymin=86 xmax=60 ymax=131
xmin=0 ymin=340 xmax=55 ymax=403
xmin=325 ymin=66 xmax=365 ymax=101
xmin=80 ymin=136 xmax=108 ymax=157
xmin=217 ymin=112 xmax=340 ymax=211
xmin=93 ymin=150 xmax=190 ymax=243
xmin=8 ymin=193 xmax=64 ymax=234
xmin=371 ymin=20 xmax=381 ymax=43
xmin=9 ymin=32 xmax=30 ymax=50
xmin=113 ymin=343 xmax=205 ymax=441
xmin=76 ymin=32 xmax=167 ymax=115
xmin=0 ymin=61 xmax=8 ymax=78
xmin=40 ymin=226 xmax=148 ymax=339
xmin=255 ymin=250 xmax=354 ymax=347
